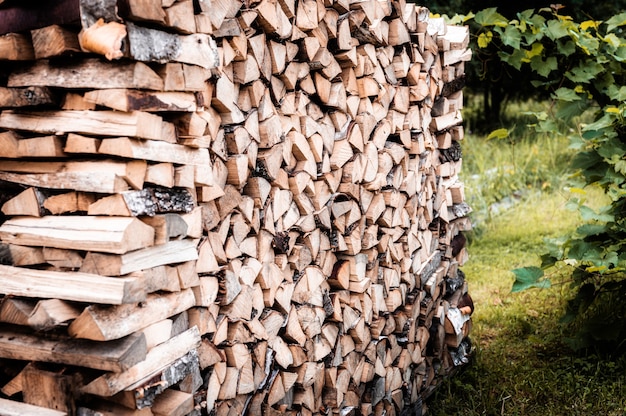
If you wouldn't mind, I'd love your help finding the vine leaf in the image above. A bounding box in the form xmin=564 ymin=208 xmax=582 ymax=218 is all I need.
xmin=512 ymin=267 xmax=551 ymax=292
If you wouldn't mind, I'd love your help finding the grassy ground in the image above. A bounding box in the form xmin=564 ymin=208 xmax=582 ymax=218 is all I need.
xmin=426 ymin=125 xmax=626 ymax=415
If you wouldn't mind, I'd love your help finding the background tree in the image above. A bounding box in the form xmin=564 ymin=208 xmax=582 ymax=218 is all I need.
xmin=426 ymin=1 xmax=626 ymax=131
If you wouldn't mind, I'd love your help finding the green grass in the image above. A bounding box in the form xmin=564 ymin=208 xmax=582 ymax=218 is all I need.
xmin=426 ymin=111 xmax=626 ymax=415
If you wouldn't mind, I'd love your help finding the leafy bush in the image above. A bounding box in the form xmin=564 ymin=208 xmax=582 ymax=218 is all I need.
xmin=457 ymin=6 xmax=626 ymax=351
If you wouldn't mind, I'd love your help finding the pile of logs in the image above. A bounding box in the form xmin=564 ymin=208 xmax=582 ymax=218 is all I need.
xmin=0 ymin=0 xmax=473 ymax=414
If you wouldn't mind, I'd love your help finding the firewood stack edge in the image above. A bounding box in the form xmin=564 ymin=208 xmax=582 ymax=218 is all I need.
xmin=0 ymin=0 xmax=473 ymax=414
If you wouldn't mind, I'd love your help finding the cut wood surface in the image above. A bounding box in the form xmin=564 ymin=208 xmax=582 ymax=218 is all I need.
xmin=97 ymin=137 xmax=211 ymax=165
xmin=0 ymin=264 xmax=146 ymax=304
xmin=0 ymin=33 xmax=35 ymax=60
xmin=0 ymin=398 xmax=67 ymax=416
xmin=81 ymin=326 xmax=201 ymax=396
xmin=83 ymin=89 xmax=198 ymax=112
xmin=0 ymin=86 xmax=56 ymax=108
xmin=79 ymin=238 xmax=199 ymax=276
xmin=0 ymin=216 xmax=155 ymax=254
xmin=68 ymin=289 xmax=196 ymax=341
xmin=0 ymin=110 xmax=166 ymax=141
xmin=8 ymin=59 xmax=164 ymax=90
xmin=0 ymin=160 xmax=146 ymax=190
xmin=0 ymin=329 xmax=147 ymax=372
xmin=0 ymin=298 xmax=81 ymax=330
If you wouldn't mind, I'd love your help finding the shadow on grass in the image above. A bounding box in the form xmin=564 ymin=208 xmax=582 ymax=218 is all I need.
xmin=427 ymin=191 xmax=626 ymax=416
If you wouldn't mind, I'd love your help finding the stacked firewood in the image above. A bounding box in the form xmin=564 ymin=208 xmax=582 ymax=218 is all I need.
xmin=0 ymin=0 xmax=473 ymax=415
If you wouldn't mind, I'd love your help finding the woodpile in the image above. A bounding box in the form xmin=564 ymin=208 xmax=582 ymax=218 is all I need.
xmin=0 ymin=0 xmax=473 ymax=415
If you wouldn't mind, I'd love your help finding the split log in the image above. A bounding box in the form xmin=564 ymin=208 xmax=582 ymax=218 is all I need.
xmin=68 ymin=289 xmax=196 ymax=341
xmin=0 ymin=264 xmax=146 ymax=304
xmin=0 ymin=397 xmax=68 ymax=416
xmin=0 ymin=329 xmax=147 ymax=372
xmin=0 ymin=110 xmax=167 ymax=142
xmin=0 ymin=216 xmax=155 ymax=254
xmin=8 ymin=59 xmax=164 ymax=90
xmin=79 ymin=238 xmax=198 ymax=276
xmin=81 ymin=327 xmax=201 ymax=396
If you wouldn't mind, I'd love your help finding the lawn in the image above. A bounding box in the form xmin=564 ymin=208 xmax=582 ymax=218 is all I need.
xmin=426 ymin=124 xmax=626 ymax=415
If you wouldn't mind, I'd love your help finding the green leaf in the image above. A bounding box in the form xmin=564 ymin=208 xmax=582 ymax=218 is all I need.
xmin=602 ymin=33 xmax=621 ymax=49
xmin=486 ymin=128 xmax=509 ymax=140
xmin=501 ymin=25 xmax=522 ymax=49
xmin=579 ymin=205 xmax=614 ymax=222
xmin=605 ymin=12 xmax=626 ymax=33
xmin=553 ymin=87 xmax=580 ymax=102
xmin=474 ymin=7 xmax=508 ymax=28
xmin=531 ymin=55 xmax=558 ymax=78
xmin=546 ymin=19 xmax=570 ymax=40
xmin=565 ymin=62 xmax=604 ymax=83
xmin=511 ymin=267 xmax=551 ymax=292
xmin=576 ymin=224 xmax=607 ymax=237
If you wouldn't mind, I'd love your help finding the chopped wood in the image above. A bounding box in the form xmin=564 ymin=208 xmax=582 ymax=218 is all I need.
xmin=0 ymin=2 xmax=473 ymax=414
xmin=0 ymin=216 xmax=155 ymax=254
xmin=68 ymin=289 xmax=196 ymax=341
xmin=81 ymin=327 xmax=200 ymax=396
xmin=97 ymin=137 xmax=210 ymax=165
xmin=126 ymin=23 xmax=219 ymax=69
xmin=0 ymin=397 xmax=67 ymax=416
xmin=0 ymin=33 xmax=35 ymax=60
xmin=0 ymin=87 xmax=57 ymax=108
xmin=0 ymin=329 xmax=147 ymax=372
xmin=31 ymin=25 xmax=82 ymax=59
xmin=79 ymin=238 xmax=198 ymax=276
xmin=0 ymin=263 xmax=146 ymax=305
xmin=0 ymin=110 xmax=166 ymax=141
xmin=8 ymin=59 xmax=164 ymax=90
xmin=83 ymin=89 xmax=198 ymax=112
xmin=0 ymin=298 xmax=81 ymax=331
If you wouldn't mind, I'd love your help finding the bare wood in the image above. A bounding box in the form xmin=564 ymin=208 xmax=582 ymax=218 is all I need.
xmin=0 ymin=264 xmax=146 ymax=304
xmin=98 ymin=137 xmax=210 ymax=165
xmin=0 ymin=243 xmax=45 ymax=266
xmin=0 ymin=171 xmax=131 ymax=194
xmin=31 ymin=25 xmax=81 ymax=59
xmin=43 ymin=247 xmax=84 ymax=269
xmin=1 ymin=187 xmax=45 ymax=217
xmin=0 ymin=33 xmax=35 ymax=60
xmin=0 ymin=110 xmax=165 ymax=141
xmin=42 ymin=192 xmax=94 ymax=215
xmin=152 ymin=389 xmax=194 ymax=416
xmin=0 ymin=133 xmax=66 ymax=158
xmin=21 ymin=365 xmax=78 ymax=414
xmin=69 ymin=289 xmax=195 ymax=341
xmin=118 ymin=0 xmax=166 ymax=23
xmin=0 ymin=86 xmax=56 ymax=108
xmin=8 ymin=58 xmax=164 ymax=90
xmin=83 ymin=89 xmax=197 ymax=112
xmin=0 ymin=397 xmax=67 ymax=416
xmin=0 ymin=298 xmax=81 ymax=330
xmin=0 ymin=328 xmax=147 ymax=372
xmin=76 ymin=400 xmax=152 ymax=415
xmin=79 ymin=238 xmax=198 ymax=276
xmin=0 ymin=215 xmax=155 ymax=254
xmin=164 ymin=0 xmax=196 ymax=34
xmin=81 ymin=327 xmax=200 ymax=395
xmin=158 ymin=62 xmax=210 ymax=92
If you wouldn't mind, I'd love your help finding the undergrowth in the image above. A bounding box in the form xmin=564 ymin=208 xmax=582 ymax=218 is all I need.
xmin=427 ymin=99 xmax=626 ymax=414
